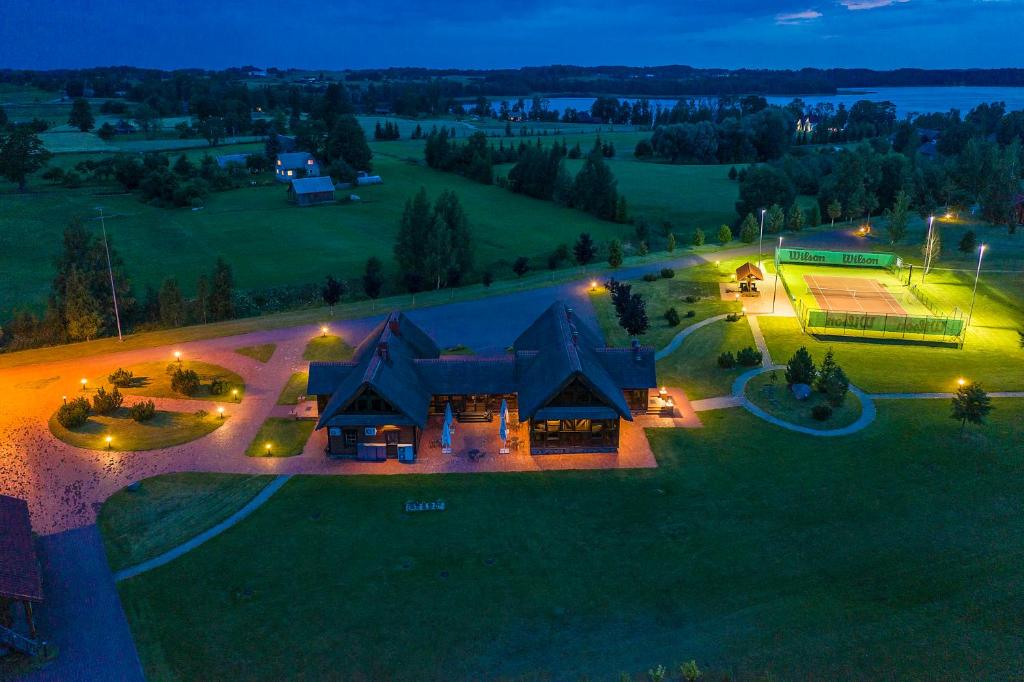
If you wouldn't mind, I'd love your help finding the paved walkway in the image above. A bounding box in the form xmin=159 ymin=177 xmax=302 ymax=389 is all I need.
xmin=746 ymin=314 xmax=773 ymax=366
xmin=114 ymin=474 xmax=293 ymax=582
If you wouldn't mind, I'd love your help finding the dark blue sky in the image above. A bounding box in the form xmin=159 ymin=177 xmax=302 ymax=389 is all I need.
xmin=0 ymin=0 xmax=1019 ymax=71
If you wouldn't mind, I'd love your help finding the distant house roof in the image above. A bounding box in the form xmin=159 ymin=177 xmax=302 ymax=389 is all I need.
xmin=277 ymin=152 xmax=316 ymax=170
xmin=290 ymin=176 xmax=335 ymax=194
xmin=0 ymin=495 xmax=43 ymax=603
xmin=216 ymin=153 xmax=250 ymax=168
xmin=308 ymin=301 xmax=656 ymax=429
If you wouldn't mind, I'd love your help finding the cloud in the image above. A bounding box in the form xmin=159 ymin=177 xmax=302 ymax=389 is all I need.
xmin=775 ymin=9 xmax=824 ymax=23
xmin=840 ymin=0 xmax=910 ymax=9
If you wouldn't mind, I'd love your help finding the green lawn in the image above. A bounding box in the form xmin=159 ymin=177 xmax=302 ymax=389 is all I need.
xmin=276 ymin=371 xmax=309 ymax=405
xmin=302 ymin=334 xmax=354 ymax=362
xmin=98 ymin=473 xmax=273 ymax=571
xmin=114 ymin=399 xmax=1024 ymax=680
xmin=759 ymin=316 xmax=1024 ymax=393
xmin=655 ymin=317 xmax=757 ymax=400
xmin=245 ymin=417 xmax=315 ymax=457
xmin=48 ymin=408 xmax=225 ymax=451
xmin=745 ymin=371 xmax=863 ymax=429
xmin=91 ymin=360 xmax=246 ymax=401
xmin=592 ymin=259 xmax=744 ymax=349
xmin=233 ymin=343 xmax=277 ymax=363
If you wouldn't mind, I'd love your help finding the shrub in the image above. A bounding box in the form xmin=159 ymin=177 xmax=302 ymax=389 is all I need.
xmin=692 ymin=228 xmax=705 ymax=246
xmin=209 ymin=377 xmax=227 ymax=395
xmin=814 ymin=347 xmax=850 ymax=406
xmin=685 ymin=310 xmax=695 ymax=318
xmin=684 ymin=295 xmax=698 ymax=304
xmin=129 ymin=400 xmax=156 ymax=422
xmin=736 ymin=346 xmax=763 ymax=367
xmin=56 ymin=397 xmax=91 ymax=429
xmin=725 ymin=312 xmax=741 ymax=322
xmin=194 ymin=409 xmax=209 ymax=418
xmin=664 ymin=307 xmax=681 ymax=326
xmin=785 ymin=346 xmax=816 ymax=385
xmin=108 ymin=367 xmax=134 ymax=387
xmin=642 ymin=273 xmax=659 ymax=282
xmin=171 ymin=368 xmax=201 ymax=396
xmin=660 ymin=268 xmax=675 ymax=279
xmin=717 ymin=351 xmax=736 ymax=369
xmin=811 ymin=404 xmax=833 ymax=421
xmin=91 ymin=386 xmax=124 ymax=415
xmin=717 ymin=224 xmax=733 ymax=245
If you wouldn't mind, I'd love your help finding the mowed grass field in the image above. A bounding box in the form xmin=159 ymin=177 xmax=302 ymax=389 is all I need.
xmin=112 ymin=400 xmax=1024 ymax=680
xmin=0 ymin=152 xmax=628 ymax=318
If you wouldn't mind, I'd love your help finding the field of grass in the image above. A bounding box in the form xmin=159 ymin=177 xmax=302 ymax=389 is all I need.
xmin=276 ymin=372 xmax=308 ymax=405
xmin=655 ymin=317 xmax=757 ymax=400
xmin=591 ymin=258 xmax=745 ymax=349
xmin=759 ymin=316 xmax=1024 ymax=393
xmin=233 ymin=343 xmax=276 ymax=363
xmin=90 ymin=360 xmax=245 ymax=401
xmin=745 ymin=371 xmax=863 ymax=429
xmin=302 ymin=334 xmax=354 ymax=362
xmin=0 ymin=152 xmax=629 ymax=319
xmin=245 ymin=417 xmax=314 ymax=457
xmin=48 ymin=408 xmax=224 ymax=451
xmin=113 ymin=399 xmax=1024 ymax=680
xmin=98 ymin=473 xmax=273 ymax=571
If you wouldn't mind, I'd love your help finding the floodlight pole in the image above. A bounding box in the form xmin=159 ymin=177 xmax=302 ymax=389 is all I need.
xmin=923 ymin=215 xmax=935 ymax=284
xmin=965 ymin=244 xmax=986 ymax=328
xmin=772 ymin=237 xmax=782 ymax=313
xmin=97 ymin=207 xmax=123 ymax=342
xmin=758 ymin=208 xmax=766 ymax=268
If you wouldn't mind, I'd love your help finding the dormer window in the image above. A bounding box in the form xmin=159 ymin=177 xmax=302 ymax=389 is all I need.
xmin=276 ymin=159 xmax=281 ymax=165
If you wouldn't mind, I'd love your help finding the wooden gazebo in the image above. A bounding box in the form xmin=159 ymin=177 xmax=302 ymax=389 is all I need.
xmin=735 ymin=262 xmax=764 ymax=295
xmin=0 ymin=494 xmax=44 ymax=656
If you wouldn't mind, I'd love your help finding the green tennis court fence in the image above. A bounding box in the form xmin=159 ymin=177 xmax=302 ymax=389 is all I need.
xmin=776 ymin=247 xmax=898 ymax=269
xmin=803 ymin=308 xmax=964 ymax=340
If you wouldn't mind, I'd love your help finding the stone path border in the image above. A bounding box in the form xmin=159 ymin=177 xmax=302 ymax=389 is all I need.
xmin=113 ymin=474 xmax=292 ymax=582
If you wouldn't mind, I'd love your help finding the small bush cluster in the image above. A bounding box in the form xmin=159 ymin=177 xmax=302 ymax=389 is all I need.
xmin=129 ymin=400 xmax=156 ymax=422
xmin=108 ymin=367 xmax=134 ymax=387
xmin=643 ymin=273 xmax=659 ymax=282
xmin=663 ymin=307 xmax=681 ymax=327
xmin=684 ymin=295 xmax=698 ymax=304
xmin=725 ymin=312 xmax=741 ymax=322
xmin=811 ymin=404 xmax=833 ymax=421
xmin=717 ymin=351 xmax=736 ymax=369
xmin=660 ymin=268 xmax=675 ymax=279
xmin=56 ymin=396 xmax=91 ymax=429
xmin=91 ymin=386 xmax=124 ymax=414
xmin=736 ymin=346 xmax=763 ymax=367
xmin=685 ymin=310 xmax=696 ymax=318
xmin=209 ymin=377 xmax=227 ymax=395
xmin=171 ymin=368 xmax=201 ymax=396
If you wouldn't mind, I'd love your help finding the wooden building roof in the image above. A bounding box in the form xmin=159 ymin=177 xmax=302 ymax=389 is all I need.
xmin=735 ymin=262 xmax=764 ymax=280
xmin=0 ymin=495 xmax=43 ymax=602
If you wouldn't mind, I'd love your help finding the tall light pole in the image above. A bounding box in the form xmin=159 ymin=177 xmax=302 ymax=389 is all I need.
xmin=96 ymin=207 xmax=123 ymax=342
xmin=772 ymin=236 xmax=782 ymax=313
xmin=758 ymin=208 xmax=766 ymax=268
xmin=966 ymin=244 xmax=986 ymax=328
xmin=923 ymin=215 xmax=935 ymax=284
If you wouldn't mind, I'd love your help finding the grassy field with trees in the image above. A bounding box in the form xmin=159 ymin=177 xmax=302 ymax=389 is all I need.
xmin=111 ymin=400 xmax=1024 ymax=680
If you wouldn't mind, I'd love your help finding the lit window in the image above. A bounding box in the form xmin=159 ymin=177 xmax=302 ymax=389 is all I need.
xmin=276 ymin=159 xmax=281 ymax=165
xmin=307 ymin=158 xmax=314 ymax=165
xmin=287 ymin=170 xmax=293 ymax=176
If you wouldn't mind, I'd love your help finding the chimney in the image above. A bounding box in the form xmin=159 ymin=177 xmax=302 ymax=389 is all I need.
xmin=377 ymin=342 xmax=389 ymax=360
xmin=631 ymin=338 xmax=641 ymax=360
xmin=571 ymin=330 xmax=579 ymax=345
xmin=565 ymin=306 xmax=574 ymax=320
xmin=388 ymin=318 xmax=400 ymax=335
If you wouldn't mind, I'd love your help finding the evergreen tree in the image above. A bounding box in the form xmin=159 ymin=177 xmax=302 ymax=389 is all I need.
xmin=208 ymin=257 xmax=234 ymax=321
xmin=958 ymin=230 xmax=977 ymax=254
xmin=766 ymin=203 xmax=785 ymax=233
xmin=573 ymin=232 xmax=597 ymax=266
xmin=951 ymin=381 xmax=993 ymax=435
xmin=667 ymin=233 xmax=676 ymax=253
xmin=394 ymin=188 xmax=435 ymax=292
xmin=807 ymin=202 xmax=821 ymax=227
xmin=827 ymin=199 xmax=842 ymax=226
xmin=64 ymin=266 xmax=102 ymax=341
xmin=884 ymin=189 xmax=911 ymax=244
xmin=322 ymin=275 xmax=344 ymax=313
xmin=571 ymin=144 xmax=619 ymax=220
xmin=157 ymin=277 xmax=186 ymax=327
xmin=607 ymin=239 xmax=624 ymax=268
xmin=692 ymin=228 xmax=705 ymax=246
xmin=325 ymin=114 xmax=372 ymax=171
xmin=433 ymin=190 xmax=473 ymax=285
xmin=785 ymin=346 xmax=816 ymax=386
xmin=717 ymin=224 xmax=733 ymax=245
xmin=512 ymin=256 xmax=530 ymax=278
xmin=787 ymin=202 xmax=805 ymax=232
xmin=618 ymin=292 xmax=650 ymax=338
xmin=68 ymin=98 xmax=95 ymax=132
xmin=363 ymin=257 xmax=384 ymax=300
xmin=194 ymin=274 xmax=210 ymax=323
xmin=740 ymin=213 xmax=758 ymax=243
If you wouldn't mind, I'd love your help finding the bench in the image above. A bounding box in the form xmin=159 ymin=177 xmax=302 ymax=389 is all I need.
xmin=457 ymin=411 xmax=492 ymax=423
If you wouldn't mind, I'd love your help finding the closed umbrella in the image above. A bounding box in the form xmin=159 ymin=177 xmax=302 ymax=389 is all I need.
xmin=499 ymin=399 xmax=509 ymax=453
xmin=441 ymin=417 xmax=452 ymax=454
xmin=444 ymin=401 xmax=453 ymax=433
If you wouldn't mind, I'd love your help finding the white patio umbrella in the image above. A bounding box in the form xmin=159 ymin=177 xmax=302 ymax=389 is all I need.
xmin=498 ymin=399 xmax=509 ymax=452
xmin=441 ymin=418 xmax=452 ymax=454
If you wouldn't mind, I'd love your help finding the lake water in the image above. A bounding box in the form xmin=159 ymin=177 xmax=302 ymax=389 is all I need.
xmin=529 ymin=86 xmax=1024 ymax=118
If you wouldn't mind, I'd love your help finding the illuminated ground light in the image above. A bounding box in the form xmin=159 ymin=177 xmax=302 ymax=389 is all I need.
xmin=105 ymin=436 xmax=113 ymax=449
xmin=265 ymin=442 xmax=272 ymax=455
xmin=80 ymin=378 xmax=88 ymax=390
xmin=217 ymin=406 xmax=225 ymax=419
xmin=321 ymin=325 xmax=328 ymax=337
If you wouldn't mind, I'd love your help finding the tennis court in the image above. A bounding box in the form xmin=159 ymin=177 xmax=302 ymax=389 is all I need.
xmin=803 ymin=274 xmax=908 ymax=315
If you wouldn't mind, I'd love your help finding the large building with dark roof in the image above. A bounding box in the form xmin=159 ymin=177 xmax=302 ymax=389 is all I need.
xmin=306 ymin=301 xmax=657 ymax=460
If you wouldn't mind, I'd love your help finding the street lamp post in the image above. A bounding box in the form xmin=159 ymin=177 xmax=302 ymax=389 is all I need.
xmin=966 ymin=244 xmax=987 ymax=328
xmin=758 ymin=208 xmax=766 ymax=268
xmin=772 ymin=236 xmax=782 ymax=313
xmin=923 ymin=215 xmax=935 ymax=283
xmin=96 ymin=207 xmax=123 ymax=341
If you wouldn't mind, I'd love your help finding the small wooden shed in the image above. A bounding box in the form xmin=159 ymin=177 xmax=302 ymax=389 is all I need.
xmin=289 ymin=176 xmax=336 ymax=207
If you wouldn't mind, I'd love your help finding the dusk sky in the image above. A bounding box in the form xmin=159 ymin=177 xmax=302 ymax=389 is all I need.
xmin=0 ymin=0 xmax=1020 ymax=71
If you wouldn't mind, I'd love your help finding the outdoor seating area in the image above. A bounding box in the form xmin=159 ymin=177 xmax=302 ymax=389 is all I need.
xmin=736 ymin=262 xmax=764 ymax=297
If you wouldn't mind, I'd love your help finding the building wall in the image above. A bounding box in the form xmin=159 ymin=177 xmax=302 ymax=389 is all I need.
xmin=528 ymin=417 xmax=620 ymax=454
xmin=326 ymin=424 xmax=418 ymax=460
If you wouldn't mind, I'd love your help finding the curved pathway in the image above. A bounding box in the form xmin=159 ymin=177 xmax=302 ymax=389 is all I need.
xmin=655 ymin=314 xmax=729 ymax=361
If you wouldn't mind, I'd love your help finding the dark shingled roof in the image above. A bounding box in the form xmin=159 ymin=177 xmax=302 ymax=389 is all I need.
xmin=290 ymin=176 xmax=336 ymax=195
xmin=0 ymin=495 xmax=43 ymax=602
xmin=308 ymin=301 xmax=657 ymax=429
